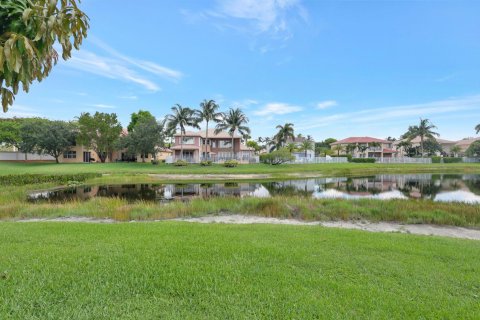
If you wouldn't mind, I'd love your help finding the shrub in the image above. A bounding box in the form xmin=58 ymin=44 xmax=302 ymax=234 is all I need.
xmin=443 ymin=157 xmax=463 ymax=163
xmin=260 ymin=149 xmax=295 ymax=165
xmin=431 ymin=156 xmax=442 ymax=163
xmin=223 ymin=160 xmax=239 ymax=167
xmin=466 ymin=141 xmax=480 ymax=157
xmin=151 ymin=160 xmax=160 ymax=165
xmin=173 ymin=160 xmax=188 ymax=166
xmin=350 ymin=158 xmax=376 ymax=163
xmin=0 ymin=173 xmax=101 ymax=186
xmin=200 ymin=160 xmax=212 ymax=166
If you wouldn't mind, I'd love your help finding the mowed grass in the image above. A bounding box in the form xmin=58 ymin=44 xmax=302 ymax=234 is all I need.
xmin=1 ymin=161 xmax=479 ymax=177
xmin=1 ymin=222 xmax=480 ymax=319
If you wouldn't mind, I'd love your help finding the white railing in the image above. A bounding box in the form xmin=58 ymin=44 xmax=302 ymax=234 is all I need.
xmin=463 ymin=157 xmax=480 ymax=163
xmin=372 ymin=157 xmax=432 ymax=164
xmin=291 ymin=157 xmax=349 ymax=164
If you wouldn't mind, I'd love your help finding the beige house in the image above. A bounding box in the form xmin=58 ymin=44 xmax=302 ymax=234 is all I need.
xmin=331 ymin=137 xmax=397 ymax=158
xmin=394 ymin=136 xmax=479 ymax=157
xmin=58 ymin=145 xmax=172 ymax=163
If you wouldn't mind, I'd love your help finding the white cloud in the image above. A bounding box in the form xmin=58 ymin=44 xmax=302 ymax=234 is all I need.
xmin=297 ymin=95 xmax=480 ymax=131
xmin=316 ymin=100 xmax=338 ymax=110
xmin=0 ymin=104 xmax=43 ymax=118
xmin=254 ymin=102 xmax=302 ymax=115
xmin=62 ymin=38 xmax=183 ymax=92
xmin=90 ymin=104 xmax=116 ymax=109
xmin=185 ymin=0 xmax=308 ymax=47
xmin=118 ymin=95 xmax=138 ymax=100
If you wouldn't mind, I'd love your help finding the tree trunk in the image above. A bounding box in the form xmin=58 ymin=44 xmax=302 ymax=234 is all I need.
xmin=142 ymin=153 xmax=145 ymax=163
xmin=232 ymin=135 xmax=235 ymax=159
xmin=205 ymin=121 xmax=209 ymax=160
xmin=180 ymin=131 xmax=184 ymax=160
xmin=420 ymin=136 xmax=424 ymax=157
xmin=55 ymin=155 xmax=59 ymax=164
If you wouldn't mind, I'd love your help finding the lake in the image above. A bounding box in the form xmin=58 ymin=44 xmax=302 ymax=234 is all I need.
xmin=28 ymin=174 xmax=480 ymax=204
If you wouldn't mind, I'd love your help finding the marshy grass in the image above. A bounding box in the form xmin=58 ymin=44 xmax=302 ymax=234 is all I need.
xmin=2 ymin=192 xmax=480 ymax=228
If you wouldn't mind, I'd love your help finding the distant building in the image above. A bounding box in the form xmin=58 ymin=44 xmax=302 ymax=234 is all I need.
xmin=330 ymin=137 xmax=397 ymax=158
xmin=171 ymin=129 xmax=255 ymax=163
xmin=286 ymin=136 xmax=315 ymax=159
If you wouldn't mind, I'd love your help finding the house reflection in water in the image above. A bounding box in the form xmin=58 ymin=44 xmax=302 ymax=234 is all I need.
xmin=28 ymin=174 xmax=480 ymax=204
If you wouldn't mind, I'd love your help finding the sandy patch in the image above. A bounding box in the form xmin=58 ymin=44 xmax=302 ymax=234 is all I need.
xmin=174 ymin=214 xmax=480 ymax=241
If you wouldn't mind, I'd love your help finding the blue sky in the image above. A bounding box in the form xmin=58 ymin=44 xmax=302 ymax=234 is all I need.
xmin=5 ymin=0 xmax=480 ymax=141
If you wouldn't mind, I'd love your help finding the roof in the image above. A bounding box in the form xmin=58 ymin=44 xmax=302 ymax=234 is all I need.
xmin=454 ymin=137 xmax=480 ymax=147
xmin=174 ymin=129 xmax=242 ymax=139
xmin=286 ymin=137 xmax=315 ymax=143
xmin=331 ymin=137 xmax=388 ymax=145
xmin=396 ymin=136 xmax=456 ymax=145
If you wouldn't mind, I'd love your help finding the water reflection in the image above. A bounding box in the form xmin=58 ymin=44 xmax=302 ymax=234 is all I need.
xmin=28 ymin=174 xmax=480 ymax=204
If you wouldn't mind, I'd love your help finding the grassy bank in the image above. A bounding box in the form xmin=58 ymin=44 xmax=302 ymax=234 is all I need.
xmin=1 ymin=161 xmax=479 ymax=178
xmin=1 ymin=222 xmax=479 ymax=319
xmin=2 ymin=185 xmax=480 ymax=227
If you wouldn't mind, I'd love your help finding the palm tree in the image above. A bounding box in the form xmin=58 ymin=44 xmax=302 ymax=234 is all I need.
xmin=285 ymin=142 xmax=297 ymax=153
xmin=476 ymin=124 xmax=480 ymax=134
xmin=402 ymin=118 xmax=439 ymax=157
xmin=214 ymin=108 xmax=250 ymax=159
xmin=274 ymin=123 xmax=295 ymax=149
xmin=450 ymin=145 xmax=462 ymax=157
xmin=332 ymin=144 xmax=344 ymax=156
xmin=300 ymin=139 xmax=314 ymax=157
xmin=196 ymin=99 xmax=222 ymax=159
xmin=166 ymin=104 xmax=200 ymax=160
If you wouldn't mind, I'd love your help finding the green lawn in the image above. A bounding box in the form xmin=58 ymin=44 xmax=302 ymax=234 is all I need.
xmin=1 ymin=161 xmax=479 ymax=178
xmin=1 ymin=222 xmax=479 ymax=319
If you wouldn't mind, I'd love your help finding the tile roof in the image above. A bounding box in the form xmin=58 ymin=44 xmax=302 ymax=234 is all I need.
xmin=331 ymin=137 xmax=388 ymax=145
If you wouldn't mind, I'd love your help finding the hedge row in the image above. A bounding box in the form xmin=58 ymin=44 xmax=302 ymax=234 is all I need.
xmin=349 ymin=158 xmax=376 ymax=163
xmin=0 ymin=173 xmax=102 ymax=186
xmin=443 ymin=157 xmax=463 ymax=163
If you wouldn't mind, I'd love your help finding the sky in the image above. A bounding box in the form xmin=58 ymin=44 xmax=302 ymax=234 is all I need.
xmin=4 ymin=0 xmax=480 ymax=141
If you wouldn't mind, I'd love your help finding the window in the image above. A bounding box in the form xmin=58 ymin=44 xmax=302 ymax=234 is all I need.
xmin=182 ymin=137 xmax=194 ymax=144
xmin=63 ymin=151 xmax=77 ymax=159
xmin=219 ymin=140 xmax=232 ymax=148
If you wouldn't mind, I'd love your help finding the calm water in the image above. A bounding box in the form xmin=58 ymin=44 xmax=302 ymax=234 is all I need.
xmin=28 ymin=174 xmax=480 ymax=204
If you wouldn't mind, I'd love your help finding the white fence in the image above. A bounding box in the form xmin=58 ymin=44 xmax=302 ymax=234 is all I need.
xmin=372 ymin=157 xmax=432 ymax=164
xmin=291 ymin=157 xmax=349 ymax=164
xmin=0 ymin=151 xmax=55 ymax=161
xmin=463 ymin=157 xmax=480 ymax=163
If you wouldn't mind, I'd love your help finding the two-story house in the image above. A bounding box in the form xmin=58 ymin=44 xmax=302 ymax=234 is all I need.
xmin=171 ymin=129 xmax=255 ymax=163
xmin=330 ymin=137 xmax=398 ymax=158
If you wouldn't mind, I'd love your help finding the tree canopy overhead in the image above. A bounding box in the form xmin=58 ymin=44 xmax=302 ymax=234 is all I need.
xmin=0 ymin=0 xmax=89 ymax=112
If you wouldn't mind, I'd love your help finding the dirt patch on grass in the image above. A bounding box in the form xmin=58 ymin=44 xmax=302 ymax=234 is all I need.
xmin=175 ymin=214 xmax=480 ymax=241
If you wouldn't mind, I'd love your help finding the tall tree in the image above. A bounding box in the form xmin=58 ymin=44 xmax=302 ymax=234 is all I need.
xmin=299 ymin=139 xmax=314 ymax=157
xmin=77 ymin=112 xmax=122 ymax=163
xmin=466 ymin=141 xmax=480 ymax=157
xmin=121 ymin=117 xmax=165 ymax=162
xmin=476 ymin=124 xmax=480 ymax=134
xmin=196 ymin=99 xmax=222 ymax=158
xmin=273 ymin=123 xmax=294 ymax=149
xmin=450 ymin=145 xmax=462 ymax=157
xmin=331 ymin=144 xmax=344 ymax=156
xmin=214 ymin=108 xmax=250 ymax=158
xmin=0 ymin=0 xmax=89 ymax=112
xmin=402 ymin=118 xmax=439 ymax=157
xmin=166 ymin=104 xmax=199 ymax=160
xmin=127 ymin=110 xmax=155 ymax=132
xmin=13 ymin=118 xmax=75 ymax=162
